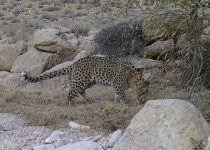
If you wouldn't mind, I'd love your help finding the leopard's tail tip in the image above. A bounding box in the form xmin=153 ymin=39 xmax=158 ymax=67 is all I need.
xmin=20 ymin=71 xmax=28 ymax=81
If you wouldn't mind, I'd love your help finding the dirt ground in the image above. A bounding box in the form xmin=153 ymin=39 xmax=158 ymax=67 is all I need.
xmin=0 ymin=85 xmax=143 ymax=134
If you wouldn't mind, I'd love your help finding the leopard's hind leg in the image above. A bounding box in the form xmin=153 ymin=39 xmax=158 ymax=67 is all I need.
xmin=112 ymin=83 xmax=126 ymax=102
xmin=67 ymin=81 xmax=80 ymax=106
xmin=112 ymin=74 xmax=127 ymax=102
xmin=67 ymin=76 xmax=93 ymax=105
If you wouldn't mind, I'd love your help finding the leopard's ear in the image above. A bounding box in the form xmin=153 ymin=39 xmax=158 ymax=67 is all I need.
xmin=20 ymin=71 xmax=28 ymax=81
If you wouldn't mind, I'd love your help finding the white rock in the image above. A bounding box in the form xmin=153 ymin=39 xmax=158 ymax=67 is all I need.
xmin=65 ymin=33 xmax=77 ymax=40
xmin=128 ymin=57 xmax=163 ymax=69
xmin=112 ymin=99 xmax=210 ymax=150
xmin=0 ymin=44 xmax=21 ymax=71
xmin=92 ymin=135 xmax=102 ymax=142
xmin=68 ymin=38 xmax=79 ymax=51
xmin=205 ymin=134 xmax=210 ymax=150
xmin=0 ymin=113 xmax=24 ymax=131
xmin=33 ymin=144 xmax=55 ymax=150
xmin=11 ymin=49 xmax=60 ymax=76
xmin=55 ymin=141 xmax=103 ymax=150
xmin=80 ymin=136 xmax=92 ymax=141
xmin=36 ymin=137 xmax=44 ymax=143
xmin=144 ymin=39 xmax=174 ymax=58
xmin=45 ymin=130 xmax=64 ymax=144
xmin=16 ymin=40 xmax=28 ymax=54
xmin=107 ymin=129 xmax=122 ymax=148
xmin=22 ymin=147 xmax=33 ymax=150
xmin=69 ymin=121 xmax=90 ymax=130
xmin=43 ymin=50 xmax=88 ymax=75
xmin=0 ymin=72 xmax=22 ymax=102
xmin=83 ymin=40 xmax=99 ymax=55
xmin=77 ymin=36 xmax=98 ymax=54
xmin=73 ymin=50 xmax=89 ymax=62
xmin=42 ymin=61 xmax=74 ymax=74
xmin=87 ymin=29 xmax=99 ymax=37
xmin=101 ymin=137 xmax=108 ymax=150
xmin=98 ymin=136 xmax=106 ymax=145
xmin=54 ymin=138 xmax=67 ymax=148
xmin=33 ymin=29 xmax=76 ymax=57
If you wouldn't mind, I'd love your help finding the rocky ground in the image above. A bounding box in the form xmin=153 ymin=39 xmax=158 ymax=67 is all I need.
xmin=0 ymin=0 xmax=210 ymax=150
xmin=0 ymin=0 xmax=142 ymax=43
xmin=0 ymin=1 xmax=146 ymax=149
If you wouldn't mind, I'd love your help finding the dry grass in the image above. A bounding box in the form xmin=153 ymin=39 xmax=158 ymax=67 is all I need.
xmin=0 ymin=85 xmax=143 ymax=134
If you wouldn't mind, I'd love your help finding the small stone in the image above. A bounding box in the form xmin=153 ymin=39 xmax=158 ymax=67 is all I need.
xmin=69 ymin=121 xmax=91 ymax=130
xmin=36 ymin=137 xmax=44 ymax=143
xmin=80 ymin=136 xmax=92 ymax=141
xmin=102 ymin=141 xmax=108 ymax=149
xmin=55 ymin=140 xmax=103 ymax=150
xmin=107 ymin=129 xmax=122 ymax=148
xmin=45 ymin=130 xmax=64 ymax=144
xmin=32 ymin=144 xmax=55 ymax=150
xmin=54 ymin=138 xmax=67 ymax=148
xmin=92 ymin=135 xmax=102 ymax=142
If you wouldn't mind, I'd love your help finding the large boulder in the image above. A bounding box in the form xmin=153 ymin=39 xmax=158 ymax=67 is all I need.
xmin=144 ymin=39 xmax=174 ymax=58
xmin=42 ymin=50 xmax=88 ymax=74
xmin=32 ymin=29 xmax=77 ymax=58
xmin=112 ymin=99 xmax=210 ymax=150
xmin=142 ymin=8 xmax=201 ymax=44
xmin=128 ymin=57 xmax=163 ymax=69
xmin=0 ymin=44 xmax=21 ymax=71
xmin=11 ymin=49 xmax=61 ymax=76
xmin=0 ymin=71 xmax=19 ymax=101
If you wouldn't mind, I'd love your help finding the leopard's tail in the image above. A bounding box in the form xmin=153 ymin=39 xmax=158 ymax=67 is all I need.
xmin=20 ymin=66 xmax=72 ymax=83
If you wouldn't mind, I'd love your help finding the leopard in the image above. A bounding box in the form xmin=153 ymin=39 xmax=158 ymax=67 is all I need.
xmin=20 ymin=55 xmax=149 ymax=105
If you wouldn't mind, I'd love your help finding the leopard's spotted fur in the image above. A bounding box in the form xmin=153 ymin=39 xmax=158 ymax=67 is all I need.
xmin=21 ymin=56 xmax=149 ymax=105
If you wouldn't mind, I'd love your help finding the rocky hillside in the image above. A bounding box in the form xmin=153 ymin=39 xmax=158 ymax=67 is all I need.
xmin=0 ymin=0 xmax=210 ymax=149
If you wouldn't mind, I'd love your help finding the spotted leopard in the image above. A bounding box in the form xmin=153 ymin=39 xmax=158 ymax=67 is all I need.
xmin=21 ymin=56 xmax=149 ymax=105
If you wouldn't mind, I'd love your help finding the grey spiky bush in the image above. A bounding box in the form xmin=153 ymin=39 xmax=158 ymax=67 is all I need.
xmin=12 ymin=7 xmax=25 ymax=16
xmin=69 ymin=22 xmax=89 ymax=37
xmin=94 ymin=21 xmax=144 ymax=57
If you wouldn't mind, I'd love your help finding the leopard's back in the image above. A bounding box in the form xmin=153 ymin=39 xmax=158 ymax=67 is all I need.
xmin=75 ymin=56 xmax=135 ymax=86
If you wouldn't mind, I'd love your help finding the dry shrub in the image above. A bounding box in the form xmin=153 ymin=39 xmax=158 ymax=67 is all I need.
xmin=94 ymin=20 xmax=144 ymax=58
xmin=69 ymin=22 xmax=89 ymax=37
xmin=137 ymin=1 xmax=208 ymax=88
